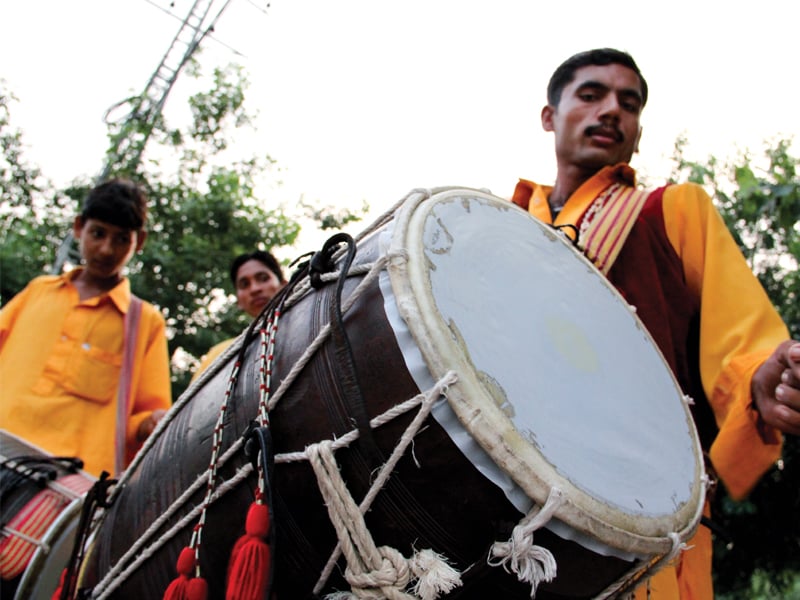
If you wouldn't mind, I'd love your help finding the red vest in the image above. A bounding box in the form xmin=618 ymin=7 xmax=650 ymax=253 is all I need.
xmin=602 ymin=187 xmax=716 ymax=448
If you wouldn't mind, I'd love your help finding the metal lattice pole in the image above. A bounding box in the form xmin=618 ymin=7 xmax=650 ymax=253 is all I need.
xmin=51 ymin=0 xmax=232 ymax=273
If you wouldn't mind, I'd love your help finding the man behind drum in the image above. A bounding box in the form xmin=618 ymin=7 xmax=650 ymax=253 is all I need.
xmin=0 ymin=179 xmax=171 ymax=478
xmin=192 ymin=249 xmax=286 ymax=381
xmin=510 ymin=48 xmax=800 ymax=599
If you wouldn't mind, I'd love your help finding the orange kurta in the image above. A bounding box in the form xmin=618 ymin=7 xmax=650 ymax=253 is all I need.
xmin=0 ymin=269 xmax=172 ymax=477
xmin=191 ymin=337 xmax=234 ymax=382
xmin=512 ymin=165 xmax=788 ymax=599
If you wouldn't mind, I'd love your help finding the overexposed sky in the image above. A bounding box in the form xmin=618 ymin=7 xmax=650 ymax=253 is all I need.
xmin=2 ymin=0 xmax=798 ymax=252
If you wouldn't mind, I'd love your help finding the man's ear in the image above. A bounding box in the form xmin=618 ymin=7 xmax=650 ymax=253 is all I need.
xmin=541 ymin=104 xmax=556 ymax=132
xmin=72 ymin=216 xmax=84 ymax=237
xmin=634 ymin=126 xmax=643 ymax=154
xmin=135 ymin=230 xmax=148 ymax=253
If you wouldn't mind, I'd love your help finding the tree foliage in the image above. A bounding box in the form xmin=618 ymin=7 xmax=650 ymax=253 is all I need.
xmin=0 ymin=65 xmax=313 ymax=399
xmin=0 ymin=84 xmax=77 ymax=303
xmin=669 ymin=136 xmax=800 ymax=598
xmin=97 ymin=63 xmax=308 ymax=398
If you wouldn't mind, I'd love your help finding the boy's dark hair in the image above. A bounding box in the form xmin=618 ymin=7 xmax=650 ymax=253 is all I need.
xmin=547 ymin=48 xmax=648 ymax=108
xmin=230 ymin=250 xmax=285 ymax=287
xmin=81 ymin=179 xmax=148 ymax=230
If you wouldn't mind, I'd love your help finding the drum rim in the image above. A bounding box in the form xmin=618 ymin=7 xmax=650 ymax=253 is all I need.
xmin=13 ymin=497 xmax=84 ymax=599
xmin=386 ymin=187 xmax=705 ymax=556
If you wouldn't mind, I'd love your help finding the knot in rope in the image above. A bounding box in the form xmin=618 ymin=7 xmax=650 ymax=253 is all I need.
xmin=345 ymin=545 xmax=411 ymax=592
xmin=488 ymin=487 xmax=565 ymax=595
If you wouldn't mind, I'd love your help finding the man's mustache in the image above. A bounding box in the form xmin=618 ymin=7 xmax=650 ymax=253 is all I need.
xmin=585 ymin=124 xmax=623 ymax=142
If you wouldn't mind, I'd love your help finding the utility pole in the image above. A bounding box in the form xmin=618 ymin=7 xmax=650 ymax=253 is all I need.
xmin=52 ymin=0 xmax=233 ymax=273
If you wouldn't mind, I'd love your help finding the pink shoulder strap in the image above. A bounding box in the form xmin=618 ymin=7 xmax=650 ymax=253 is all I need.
xmin=115 ymin=295 xmax=143 ymax=475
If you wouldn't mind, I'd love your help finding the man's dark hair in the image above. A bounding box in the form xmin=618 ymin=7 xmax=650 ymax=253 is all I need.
xmin=230 ymin=250 xmax=285 ymax=287
xmin=547 ymin=48 xmax=648 ymax=108
xmin=81 ymin=179 xmax=148 ymax=230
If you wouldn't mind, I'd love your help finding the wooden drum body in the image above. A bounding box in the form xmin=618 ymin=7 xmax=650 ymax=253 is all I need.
xmin=77 ymin=188 xmax=705 ymax=599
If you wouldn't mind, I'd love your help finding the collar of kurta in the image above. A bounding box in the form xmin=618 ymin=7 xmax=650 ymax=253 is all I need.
xmin=512 ymin=163 xmax=637 ymax=224
xmin=58 ymin=268 xmax=133 ymax=314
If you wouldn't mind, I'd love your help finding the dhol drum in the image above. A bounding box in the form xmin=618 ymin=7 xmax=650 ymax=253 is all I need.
xmin=0 ymin=430 xmax=95 ymax=600
xmin=76 ymin=188 xmax=705 ymax=599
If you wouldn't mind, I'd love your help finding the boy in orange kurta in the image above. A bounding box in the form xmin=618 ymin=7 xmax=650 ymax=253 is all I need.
xmin=0 ymin=179 xmax=171 ymax=477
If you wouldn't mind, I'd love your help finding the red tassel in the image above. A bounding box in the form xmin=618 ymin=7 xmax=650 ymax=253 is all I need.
xmin=186 ymin=577 xmax=209 ymax=600
xmin=225 ymin=503 xmax=271 ymax=600
xmin=163 ymin=546 xmax=197 ymax=600
xmin=51 ymin=568 xmax=67 ymax=600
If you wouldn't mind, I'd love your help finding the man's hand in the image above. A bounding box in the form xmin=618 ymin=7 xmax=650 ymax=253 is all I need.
xmin=136 ymin=409 xmax=167 ymax=442
xmin=752 ymin=340 xmax=800 ymax=436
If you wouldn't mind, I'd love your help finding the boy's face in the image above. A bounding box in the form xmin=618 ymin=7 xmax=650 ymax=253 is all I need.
xmin=73 ymin=217 xmax=145 ymax=281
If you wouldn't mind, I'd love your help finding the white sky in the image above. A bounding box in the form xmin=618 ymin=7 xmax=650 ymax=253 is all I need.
xmin=2 ymin=0 xmax=798 ymax=254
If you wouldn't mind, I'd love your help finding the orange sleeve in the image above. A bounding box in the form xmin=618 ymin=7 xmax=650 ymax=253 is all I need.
xmin=662 ymin=183 xmax=788 ymax=499
xmin=191 ymin=338 xmax=235 ymax=383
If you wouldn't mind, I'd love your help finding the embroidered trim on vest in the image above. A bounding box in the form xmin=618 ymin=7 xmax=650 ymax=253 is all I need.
xmin=579 ymin=182 xmax=650 ymax=275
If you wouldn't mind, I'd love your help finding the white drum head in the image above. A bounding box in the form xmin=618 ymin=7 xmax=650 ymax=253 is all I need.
xmin=383 ymin=188 xmax=704 ymax=554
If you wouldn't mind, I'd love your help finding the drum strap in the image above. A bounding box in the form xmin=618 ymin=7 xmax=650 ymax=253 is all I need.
xmin=114 ymin=296 xmax=142 ymax=476
xmin=579 ymin=183 xmax=651 ymax=275
xmin=314 ymin=233 xmax=385 ymax=470
xmin=55 ymin=472 xmax=116 ymax=600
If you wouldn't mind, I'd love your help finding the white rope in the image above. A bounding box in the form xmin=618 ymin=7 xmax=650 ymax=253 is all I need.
xmin=114 ymin=219 xmax=411 ymax=499
xmin=488 ymin=487 xmax=565 ymax=597
xmin=275 ymin=384 xmax=433 ymax=465
xmin=90 ymin=462 xmax=252 ymax=599
xmin=87 ymin=217 xmax=422 ymax=595
xmin=308 ymin=441 xmax=413 ymax=600
xmin=91 ymin=372 xmax=444 ymax=597
xmin=265 ymin=253 xmax=396 ymax=414
xmin=354 ymin=189 xmax=428 ymax=243
xmin=311 ymin=371 xmax=462 ymax=599
xmin=89 ymin=438 xmax=245 ymax=597
xmin=408 ymin=549 xmax=463 ymax=599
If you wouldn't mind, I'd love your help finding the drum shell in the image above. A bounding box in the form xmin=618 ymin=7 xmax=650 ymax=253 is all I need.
xmin=80 ymin=228 xmax=644 ymax=599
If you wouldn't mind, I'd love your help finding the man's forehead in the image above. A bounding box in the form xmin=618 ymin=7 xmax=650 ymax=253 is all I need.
xmin=82 ymin=217 xmax=135 ymax=234
xmin=236 ymin=260 xmax=270 ymax=281
xmin=569 ymin=63 xmax=642 ymax=93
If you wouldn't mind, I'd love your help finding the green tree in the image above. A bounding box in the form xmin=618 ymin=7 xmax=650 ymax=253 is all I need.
xmin=1 ymin=63 xmax=365 ymax=400
xmin=669 ymin=135 xmax=800 ymax=598
xmin=0 ymin=83 xmax=77 ymax=303
xmin=80 ymin=63 xmax=304 ymax=398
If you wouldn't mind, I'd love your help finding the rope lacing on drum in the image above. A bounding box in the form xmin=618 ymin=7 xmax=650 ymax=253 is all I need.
xmin=183 ymin=304 xmax=280 ymax=597
xmin=89 ymin=254 xmax=396 ymax=596
xmin=94 ymin=371 xmax=461 ymax=600
xmin=87 ymin=247 xmax=438 ymax=599
xmin=304 ymin=371 xmax=462 ymax=600
xmin=593 ymin=532 xmax=687 ymax=600
xmin=487 ymin=487 xmax=565 ymax=597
